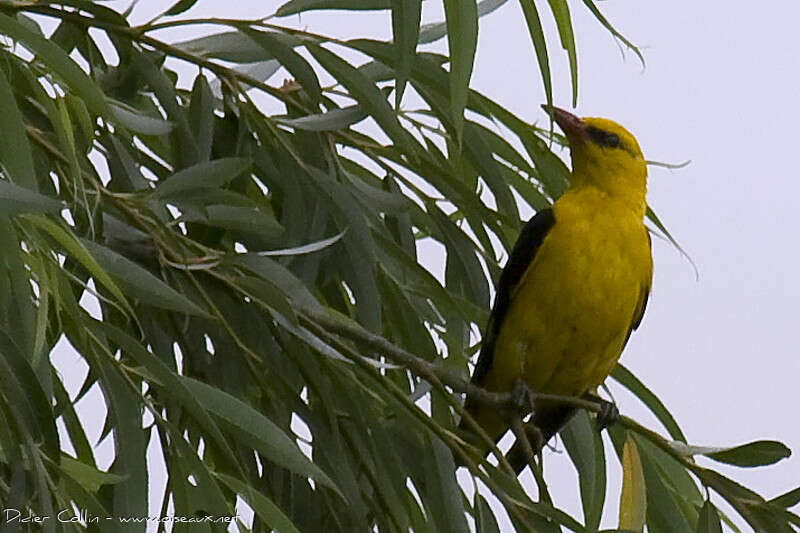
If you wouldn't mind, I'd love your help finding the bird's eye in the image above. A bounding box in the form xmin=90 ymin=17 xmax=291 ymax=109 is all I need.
xmin=586 ymin=127 xmax=621 ymax=149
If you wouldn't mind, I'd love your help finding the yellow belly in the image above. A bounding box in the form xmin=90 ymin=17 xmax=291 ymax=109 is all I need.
xmin=481 ymin=189 xmax=651 ymax=399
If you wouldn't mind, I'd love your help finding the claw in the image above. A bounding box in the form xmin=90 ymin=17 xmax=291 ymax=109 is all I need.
xmin=510 ymin=379 xmax=536 ymax=416
xmin=585 ymin=393 xmax=619 ymax=431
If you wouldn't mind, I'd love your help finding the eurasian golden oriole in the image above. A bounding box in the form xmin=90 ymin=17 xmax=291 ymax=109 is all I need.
xmin=461 ymin=106 xmax=653 ymax=469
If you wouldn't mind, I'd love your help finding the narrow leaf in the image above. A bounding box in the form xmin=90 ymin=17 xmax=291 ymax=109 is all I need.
xmin=173 ymin=31 xmax=267 ymax=63
xmin=770 ymin=486 xmax=800 ymax=508
xmin=443 ymin=0 xmax=478 ymax=146
xmin=0 ymin=67 xmax=36 ymax=189
xmin=276 ymin=0 xmax=391 ymax=16
xmin=696 ymin=500 xmax=723 ymax=533
xmin=519 ymin=0 xmax=553 ymax=108
xmin=215 ymin=473 xmax=303 ymax=533
xmin=0 ymin=14 xmax=109 ymax=116
xmin=26 ymin=215 xmax=132 ymax=316
xmin=80 ymin=239 xmax=209 ymax=317
xmin=163 ymin=0 xmax=200 ymax=16
xmin=256 ymin=231 xmax=345 ymax=256
xmin=612 ymin=363 xmax=687 ymax=442
xmin=181 ymin=377 xmax=343 ymax=496
xmin=619 ymin=436 xmax=646 ymax=532
xmin=705 ymin=440 xmax=791 ymax=468
xmin=242 ymin=28 xmax=322 ymax=102
xmin=581 ymin=0 xmax=644 ymax=66
xmin=59 ymin=454 xmax=125 ymax=493
xmin=307 ymin=44 xmax=421 ymax=159
xmin=151 ymin=158 xmax=252 ymax=198
xmin=0 ymin=182 xmax=62 ymax=215
xmin=391 ymin=0 xmax=421 ymax=107
xmin=545 ymin=0 xmax=578 ymax=106
xmin=276 ymin=105 xmax=368 ymax=131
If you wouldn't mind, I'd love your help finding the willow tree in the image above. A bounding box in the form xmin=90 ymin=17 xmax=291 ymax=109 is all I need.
xmin=0 ymin=1 xmax=796 ymax=532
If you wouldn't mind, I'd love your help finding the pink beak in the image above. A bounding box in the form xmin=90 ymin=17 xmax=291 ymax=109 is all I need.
xmin=541 ymin=104 xmax=586 ymax=139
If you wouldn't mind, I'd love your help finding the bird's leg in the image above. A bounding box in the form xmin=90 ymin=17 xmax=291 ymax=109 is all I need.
xmin=584 ymin=392 xmax=619 ymax=431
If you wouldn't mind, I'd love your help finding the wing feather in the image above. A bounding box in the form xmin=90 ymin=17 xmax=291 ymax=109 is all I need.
xmin=469 ymin=208 xmax=556 ymax=387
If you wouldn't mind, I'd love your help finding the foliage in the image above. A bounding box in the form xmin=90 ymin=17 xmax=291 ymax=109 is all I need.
xmin=0 ymin=1 xmax=795 ymax=531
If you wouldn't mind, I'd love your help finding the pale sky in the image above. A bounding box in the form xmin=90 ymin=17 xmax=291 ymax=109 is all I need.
xmin=52 ymin=1 xmax=800 ymax=531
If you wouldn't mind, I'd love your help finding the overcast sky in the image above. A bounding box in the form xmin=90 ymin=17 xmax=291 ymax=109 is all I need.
xmin=53 ymin=1 xmax=800 ymax=530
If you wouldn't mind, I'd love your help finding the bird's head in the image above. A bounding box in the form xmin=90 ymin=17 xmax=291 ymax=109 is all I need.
xmin=542 ymin=105 xmax=647 ymax=204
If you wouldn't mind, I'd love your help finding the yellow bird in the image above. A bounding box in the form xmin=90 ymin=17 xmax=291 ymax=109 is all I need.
xmin=461 ymin=106 xmax=653 ymax=468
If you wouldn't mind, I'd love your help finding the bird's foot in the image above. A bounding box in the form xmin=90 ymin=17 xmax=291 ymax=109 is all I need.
xmin=509 ymin=379 xmax=536 ymax=416
xmin=585 ymin=393 xmax=619 ymax=431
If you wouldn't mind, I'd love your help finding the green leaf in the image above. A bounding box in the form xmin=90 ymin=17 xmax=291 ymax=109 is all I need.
xmin=180 ymin=377 xmax=343 ymax=497
xmin=80 ymin=239 xmax=209 ymax=317
xmin=180 ymin=204 xmax=284 ymax=238
xmin=618 ymin=436 xmax=646 ymax=532
xmin=475 ymin=494 xmax=501 ymax=533
xmin=770 ymin=486 xmax=800 ymax=508
xmin=173 ymin=30 xmax=266 ymax=62
xmin=0 ymin=182 xmax=62 ymax=215
xmin=0 ymin=14 xmax=109 ymax=117
xmin=581 ymin=0 xmax=644 ymax=66
xmin=463 ymin=121 xmax=519 ymax=221
xmin=151 ymin=158 xmax=252 ymax=198
xmin=59 ymin=454 xmax=125 ymax=493
xmin=93 ymin=320 xmax=242 ymax=471
xmin=0 ymin=329 xmax=60 ymax=459
xmin=612 ymin=363 xmax=686 ymax=442
xmin=163 ymin=0 xmax=200 ymax=16
xmin=276 ymin=0 xmax=392 ymax=16
xmin=391 ymin=0 xmax=421 ymax=108
xmin=636 ymin=435 xmax=696 ymax=532
xmin=705 ymin=441 xmax=791 ymax=468
xmin=92 ymin=346 xmax=149 ymax=523
xmin=545 ymin=0 xmax=578 ymax=106
xmin=256 ymin=231 xmax=345 ymax=256
xmin=227 ymin=254 xmax=321 ymax=312
xmin=188 ymin=75 xmax=215 ymax=162
xmin=422 ymin=433 xmax=471 ymax=533
xmin=214 ymin=473 xmax=303 ymax=533
xmin=276 ymin=105 xmax=368 ymax=131
xmin=0 ymin=66 xmax=36 ymax=189
xmin=696 ymin=500 xmax=723 ymax=533
xmin=519 ymin=0 xmax=552 ymax=108
xmin=241 ymin=28 xmax=322 ymax=103
xmin=26 ymin=215 xmax=132 ymax=316
xmin=307 ymin=43 xmax=422 ymax=159
xmin=443 ymin=0 xmax=477 ymax=146
xmin=418 ymin=0 xmax=509 ymax=44
xmin=109 ymin=102 xmax=175 ymax=135
xmin=562 ymin=411 xmax=606 ymax=531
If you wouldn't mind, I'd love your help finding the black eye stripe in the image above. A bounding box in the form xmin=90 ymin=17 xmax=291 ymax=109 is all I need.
xmin=586 ymin=126 xmax=621 ymax=148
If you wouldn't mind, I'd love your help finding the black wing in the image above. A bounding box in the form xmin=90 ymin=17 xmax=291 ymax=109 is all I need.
xmin=470 ymin=208 xmax=556 ymax=387
xmin=620 ymin=231 xmax=652 ymax=349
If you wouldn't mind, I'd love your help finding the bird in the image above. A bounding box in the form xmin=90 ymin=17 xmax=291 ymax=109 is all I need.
xmin=459 ymin=105 xmax=653 ymax=472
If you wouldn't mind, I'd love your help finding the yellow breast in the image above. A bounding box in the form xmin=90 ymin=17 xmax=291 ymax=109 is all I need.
xmin=483 ymin=185 xmax=652 ymax=397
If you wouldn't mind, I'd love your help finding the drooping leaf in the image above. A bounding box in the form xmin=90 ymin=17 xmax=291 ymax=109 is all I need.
xmin=0 ymin=66 xmax=36 ymax=189
xmin=80 ymin=239 xmax=209 ymax=317
xmin=181 ymin=377 xmax=343 ymax=496
xmin=618 ymin=436 xmax=646 ymax=532
xmin=0 ymin=14 xmax=109 ymax=116
xmin=0 ymin=182 xmax=62 ymax=215
xmin=443 ymin=0 xmax=477 ymax=146
xmin=696 ymin=500 xmax=723 ymax=533
xmin=276 ymin=105 xmax=368 ymax=131
xmin=151 ymin=158 xmax=252 ymax=198
xmin=704 ymin=440 xmax=791 ymax=468
xmin=276 ymin=0 xmax=392 ymax=16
